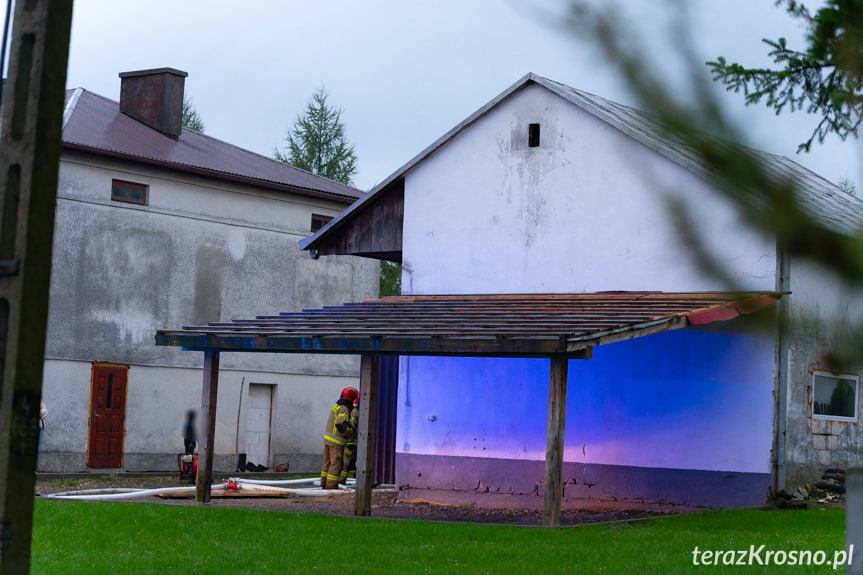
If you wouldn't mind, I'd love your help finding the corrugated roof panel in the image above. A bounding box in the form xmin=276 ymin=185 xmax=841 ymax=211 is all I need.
xmin=541 ymin=77 xmax=863 ymax=235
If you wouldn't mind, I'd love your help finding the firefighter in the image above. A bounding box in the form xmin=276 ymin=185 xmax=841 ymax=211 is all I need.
xmin=340 ymin=397 xmax=359 ymax=485
xmin=321 ymin=387 xmax=358 ymax=489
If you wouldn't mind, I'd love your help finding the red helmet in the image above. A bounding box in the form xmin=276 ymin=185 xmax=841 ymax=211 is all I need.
xmin=341 ymin=387 xmax=359 ymax=403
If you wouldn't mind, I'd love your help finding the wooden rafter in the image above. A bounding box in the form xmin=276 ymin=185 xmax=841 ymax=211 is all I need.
xmin=156 ymin=292 xmax=783 ymax=358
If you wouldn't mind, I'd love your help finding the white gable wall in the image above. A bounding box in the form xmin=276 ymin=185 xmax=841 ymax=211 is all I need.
xmin=401 ymin=84 xmax=775 ymax=294
xmin=394 ymin=84 xmax=778 ymax=509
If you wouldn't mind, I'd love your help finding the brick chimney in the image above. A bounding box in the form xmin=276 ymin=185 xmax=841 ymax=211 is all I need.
xmin=118 ymin=67 xmax=188 ymax=137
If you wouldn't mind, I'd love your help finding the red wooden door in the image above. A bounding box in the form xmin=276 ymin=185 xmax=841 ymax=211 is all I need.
xmin=88 ymin=364 xmax=128 ymax=468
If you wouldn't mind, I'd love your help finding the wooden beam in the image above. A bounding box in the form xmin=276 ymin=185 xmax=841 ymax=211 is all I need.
xmin=566 ymin=316 xmax=688 ymax=351
xmin=543 ymin=357 xmax=568 ymax=527
xmin=311 ymin=178 xmax=404 ymax=259
xmin=196 ymin=351 xmax=220 ymax=503
xmin=155 ymin=332 xmax=590 ymax=359
xmin=354 ymin=354 xmax=379 ymax=517
xmin=0 ymin=1 xmax=74 ymax=571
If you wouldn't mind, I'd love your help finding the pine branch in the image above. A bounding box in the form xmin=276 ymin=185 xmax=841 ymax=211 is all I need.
xmin=706 ymin=0 xmax=863 ymax=151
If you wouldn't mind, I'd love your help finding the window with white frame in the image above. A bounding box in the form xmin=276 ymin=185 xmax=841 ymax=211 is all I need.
xmin=812 ymin=371 xmax=859 ymax=422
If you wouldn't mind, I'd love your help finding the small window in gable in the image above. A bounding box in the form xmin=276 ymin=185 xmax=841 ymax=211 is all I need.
xmin=111 ymin=179 xmax=148 ymax=205
xmin=812 ymin=371 xmax=859 ymax=422
xmin=528 ymin=123 xmax=541 ymax=148
xmin=311 ymin=214 xmax=333 ymax=233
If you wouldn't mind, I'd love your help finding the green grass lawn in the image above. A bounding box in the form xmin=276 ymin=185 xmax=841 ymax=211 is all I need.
xmin=32 ymin=502 xmax=846 ymax=574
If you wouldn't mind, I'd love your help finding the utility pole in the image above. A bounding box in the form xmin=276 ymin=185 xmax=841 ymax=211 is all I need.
xmin=0 ymin=0 xmax=73 ymax=572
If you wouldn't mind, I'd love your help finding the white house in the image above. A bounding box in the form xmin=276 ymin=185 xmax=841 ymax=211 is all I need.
xmin=300 ymin=74 xmax=863 ymax=509
xmin=40 ymin=68 xmax=378 ymax=474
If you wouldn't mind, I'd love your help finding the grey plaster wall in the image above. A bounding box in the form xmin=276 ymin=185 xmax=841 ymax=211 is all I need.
xmin=40 ymin=153 xmax=378 ymax=472
xmin=782 ymin=258 xmax=863 ymax=485
xmin=39 ymin=361 xmax=355 ymax=474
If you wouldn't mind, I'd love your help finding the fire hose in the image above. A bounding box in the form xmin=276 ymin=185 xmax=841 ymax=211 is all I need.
xmin=42 ymin=479 xmax=348 ymax=501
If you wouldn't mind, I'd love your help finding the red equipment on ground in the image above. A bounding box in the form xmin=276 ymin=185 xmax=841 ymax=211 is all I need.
xmin=178 ymin=453 xmax=198 ymax=483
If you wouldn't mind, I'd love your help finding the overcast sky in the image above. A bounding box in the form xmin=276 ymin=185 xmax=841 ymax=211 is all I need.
xmin=6 ymin=0 xmax=861 ymax=192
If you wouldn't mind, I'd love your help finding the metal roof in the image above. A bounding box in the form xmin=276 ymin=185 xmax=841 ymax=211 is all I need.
xmin=155 ymin=292 xmax=782 ymax=358
xmin=540 ymin=77 xmax=863 ymax=235
xmin=300 ymin=72 xmax=863 ymax=251
xmin=61 ymin=89 xmax=363 ymax=204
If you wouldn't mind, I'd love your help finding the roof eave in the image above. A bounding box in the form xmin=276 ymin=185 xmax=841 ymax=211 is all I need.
xmin=300 ymin=73 xmax=543 ymax=252
xmin=61 ymin=143 xmax=359 ymax=204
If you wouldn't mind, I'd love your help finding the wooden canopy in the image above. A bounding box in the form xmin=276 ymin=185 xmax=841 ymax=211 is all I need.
xmin=155 ymin=291 xmax=782 ymax=526
xmin=156 ymin=292 xmax=781 ymax=357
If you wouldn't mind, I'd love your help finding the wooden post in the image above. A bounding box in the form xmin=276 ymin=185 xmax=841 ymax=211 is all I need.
xmin=847 ymin=463 xmax=863 ymax=575
xmin=354 ymin=354 xmax=379 ymax=516
xmin=0 ymin=1 xmax=74 ymax=572
xmin=196 ymin=351 xmax=220 ymax=503
xmin=543 ymin=357 xmax=568 ymax=527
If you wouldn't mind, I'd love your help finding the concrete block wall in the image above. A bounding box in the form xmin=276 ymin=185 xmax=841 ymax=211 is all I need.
xmin=782 ymin=259 xmax=863 ymax=485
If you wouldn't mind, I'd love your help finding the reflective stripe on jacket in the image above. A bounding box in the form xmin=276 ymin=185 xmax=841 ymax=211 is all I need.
xmin=323 ymin=402 xmax=352 ymax=446
xmin=346 ymin=407 xmax=359 ymax=447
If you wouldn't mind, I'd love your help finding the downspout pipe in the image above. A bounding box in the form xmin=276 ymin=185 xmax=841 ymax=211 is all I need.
xmin=773 ymin=246 xmax=791 ymax=493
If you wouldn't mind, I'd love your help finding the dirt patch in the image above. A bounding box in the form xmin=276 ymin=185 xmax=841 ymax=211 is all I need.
xmin=36 ymin=475 xmax=666 ymax=527
xmin=158 ymin=491 xmax=665 ymax=526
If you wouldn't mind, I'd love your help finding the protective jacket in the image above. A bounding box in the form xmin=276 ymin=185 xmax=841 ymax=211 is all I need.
xmin=341 ymin=406 xmax=359 ymax=484
xmin=324 ymin=399 xmax=354 ymax=446
xmin=321 ymin=398 xmax=354 ymax=489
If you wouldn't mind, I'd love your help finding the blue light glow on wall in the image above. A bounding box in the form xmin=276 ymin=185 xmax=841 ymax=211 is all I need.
xmin=397 ymin=316 xmax=774 ymax=473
